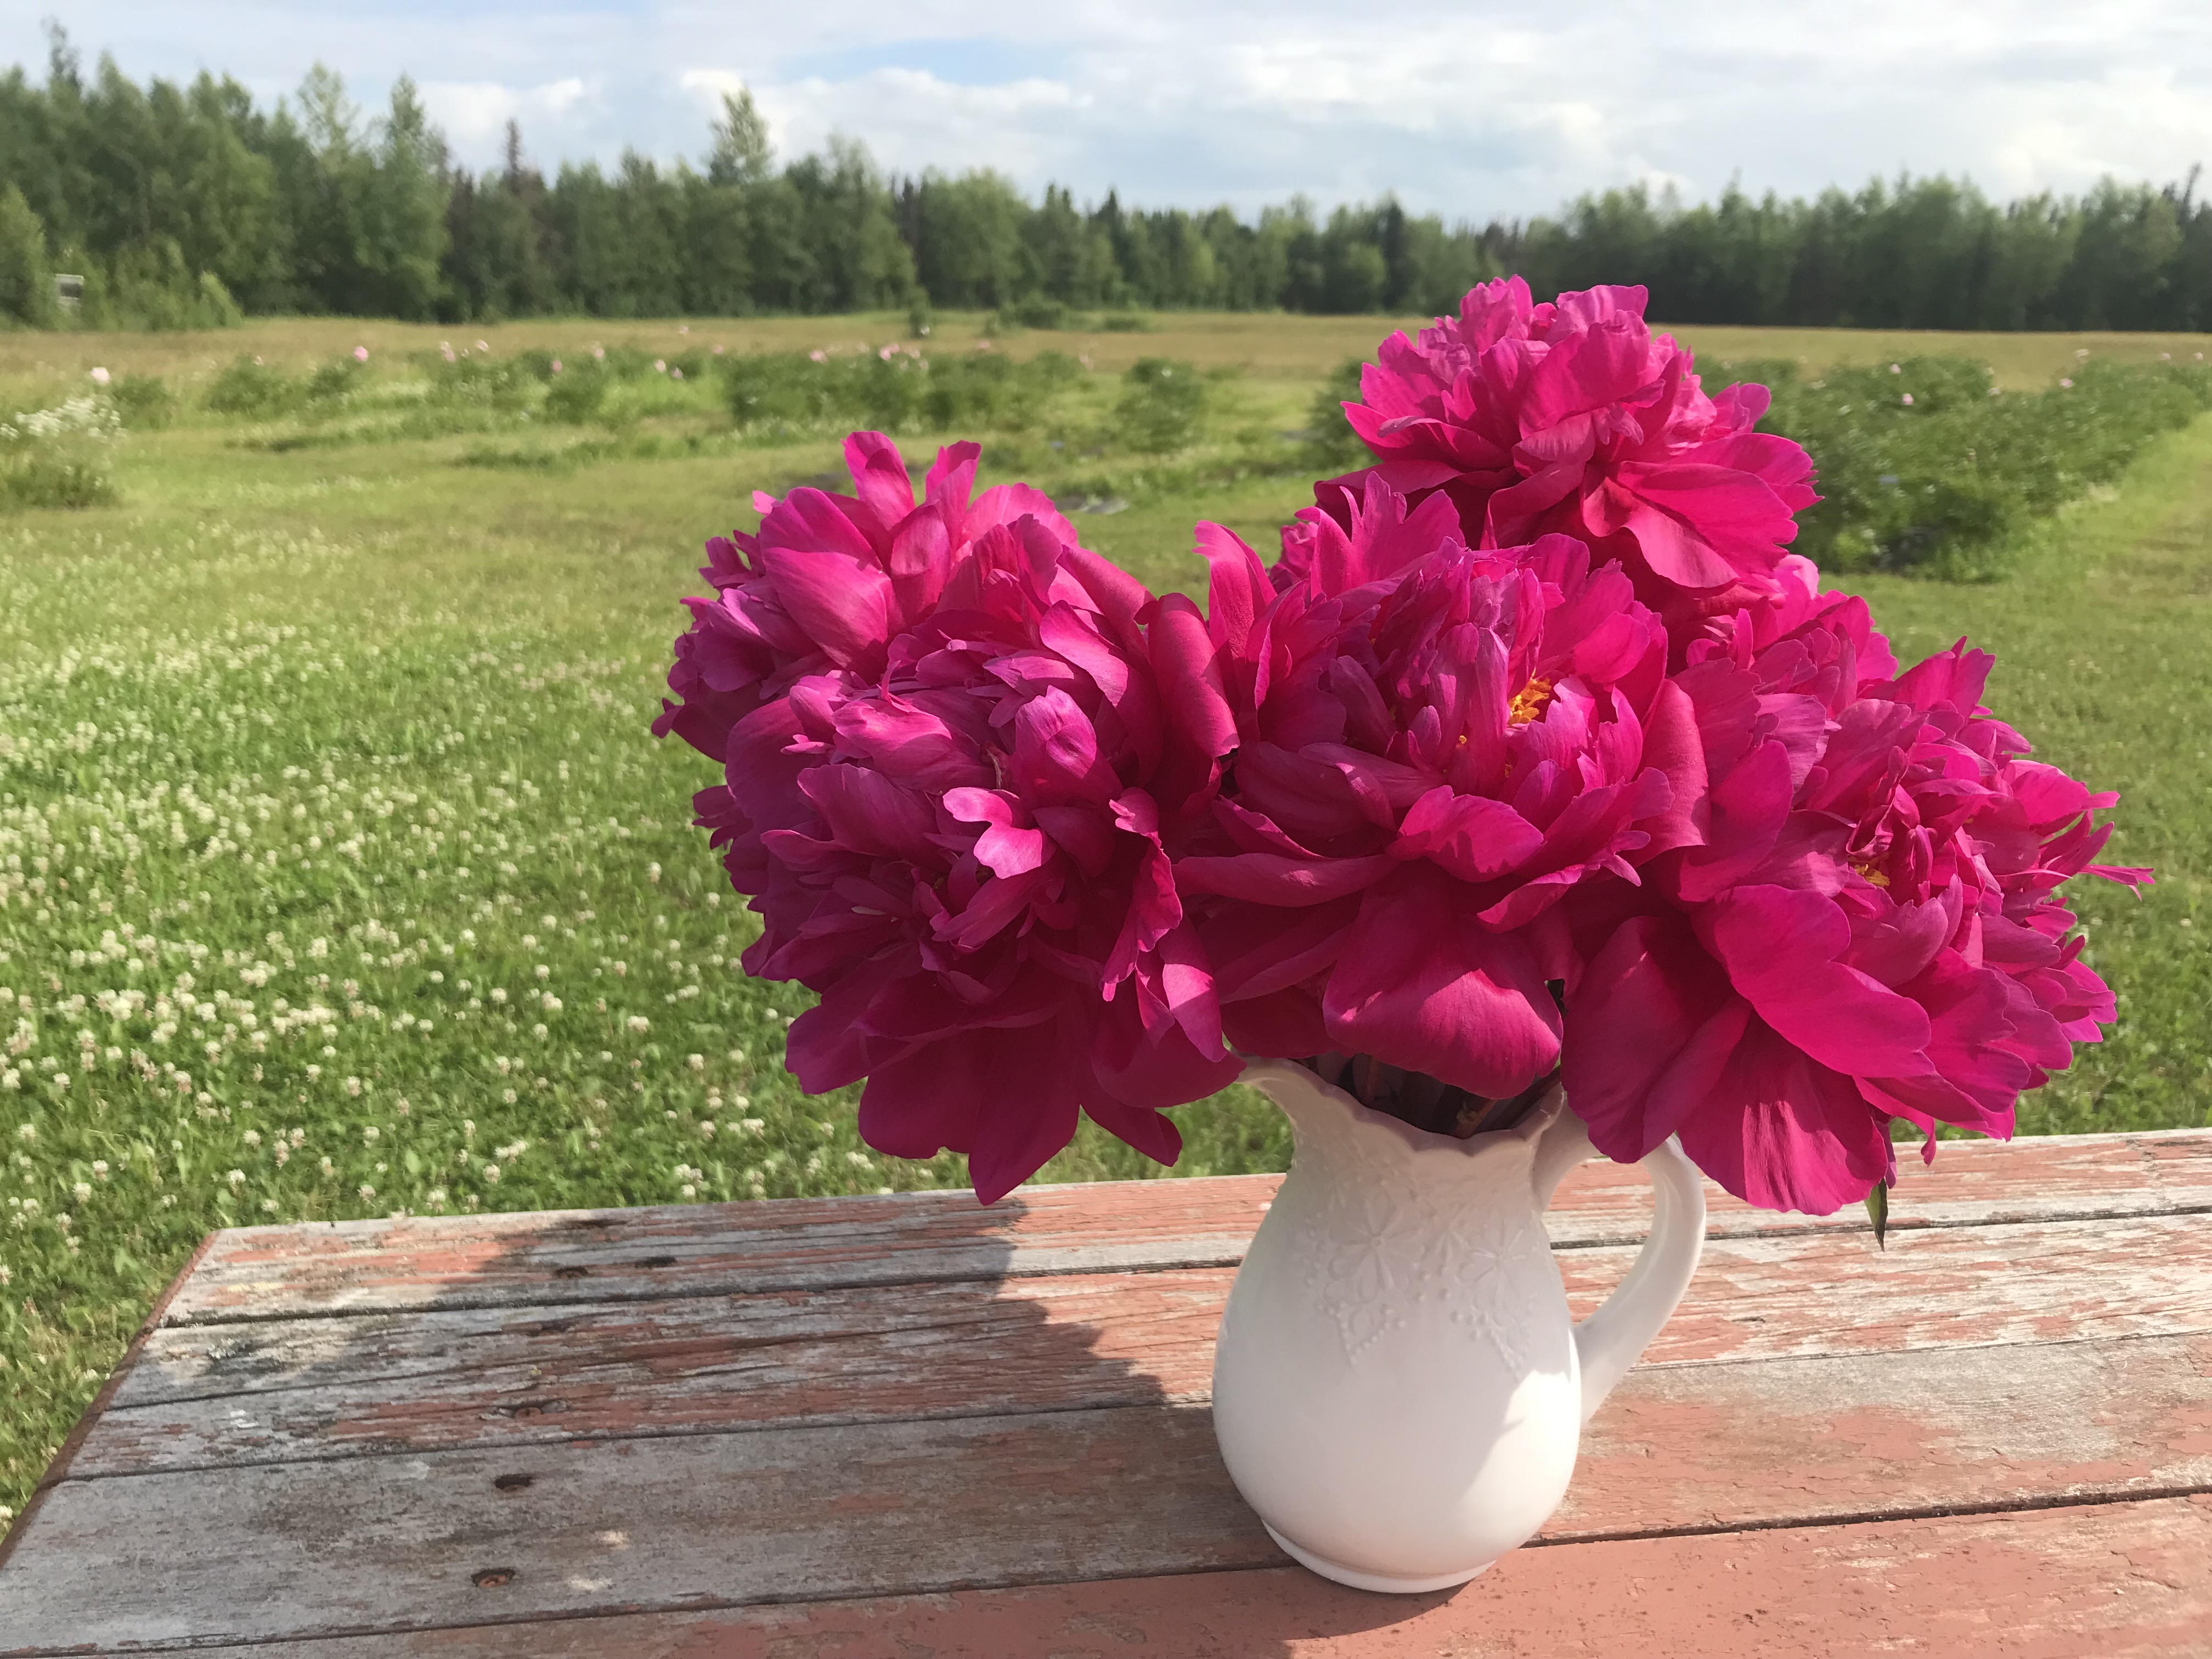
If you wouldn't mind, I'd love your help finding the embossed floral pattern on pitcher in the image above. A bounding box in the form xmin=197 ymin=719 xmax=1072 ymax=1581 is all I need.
xmin=1211 ymin=1059 xmax=1706 ymax=1594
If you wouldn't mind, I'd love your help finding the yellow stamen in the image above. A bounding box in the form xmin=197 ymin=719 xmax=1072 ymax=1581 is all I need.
xmin=1509 ymin=676 xmax=1555 ymax=726
xmin=1853 ymin=859 xmax=1891 ymax=889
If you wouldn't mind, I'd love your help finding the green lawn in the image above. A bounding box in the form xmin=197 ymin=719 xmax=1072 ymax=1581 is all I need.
xmin=2 ymin=314 xmax=2209 ymax=1526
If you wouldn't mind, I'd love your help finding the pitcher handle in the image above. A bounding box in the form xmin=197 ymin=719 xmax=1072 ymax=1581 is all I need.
xmin=1532 ymin=1105 xmax=1706 ymax=1425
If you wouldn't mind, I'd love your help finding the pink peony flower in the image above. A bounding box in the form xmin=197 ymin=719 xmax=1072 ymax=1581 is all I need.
xmin=353 ymin=346 xmax=369 ymax=363
xmin=1296 ymin=278 xmax=1818 ymax=639
xmin=1564 ymin=629 xmax=2147 ymax=1214
xmin=656 ymin=432 xmax=1081 ymax=766
xmin=692 ymin=509 xmax=1242 ymax=1200
xmin=1178 ymin=477 xmax=1702 ymax=1100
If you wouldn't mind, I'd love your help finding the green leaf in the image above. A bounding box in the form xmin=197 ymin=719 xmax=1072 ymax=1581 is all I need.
xmin=1864 ymin=1179 xmax=1890 ymax=1250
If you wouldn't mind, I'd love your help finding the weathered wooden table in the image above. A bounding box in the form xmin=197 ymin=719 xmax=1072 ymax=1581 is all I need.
xmin=2 ymin=1127 xmax=2208 ymax=1657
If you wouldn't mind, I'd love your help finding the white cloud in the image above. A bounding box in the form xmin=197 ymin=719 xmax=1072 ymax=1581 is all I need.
xmin=5 ymin=1 xmax=2211 ymax=215
xmin=420 ymin=77 xmax=591 ymax=147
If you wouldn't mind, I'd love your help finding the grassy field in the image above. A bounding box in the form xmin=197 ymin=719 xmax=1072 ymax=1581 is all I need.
xmin=2 ymin=311 xmax=2211 ymax=1524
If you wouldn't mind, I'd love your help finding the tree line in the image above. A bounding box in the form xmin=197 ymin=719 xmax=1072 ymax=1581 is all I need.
xmin=3 ymin=32 xmax=2209 ymax=331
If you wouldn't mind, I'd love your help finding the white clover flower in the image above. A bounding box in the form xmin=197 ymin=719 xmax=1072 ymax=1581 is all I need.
xmin=686 ymin=1053 xmax=704 ymax=1071
xmin=627 ymin=1015 xmax=649 ymax=1034
xmin=226 ymin=1169 xmax=245 ymax=1189
xmin=72 ymin=1181 xmax=92 ymax=1203
xmin=482 ymin=1163 xmax=501 ymax=1183
xmin=357 ymin=1184 xmax=375 ymax=1200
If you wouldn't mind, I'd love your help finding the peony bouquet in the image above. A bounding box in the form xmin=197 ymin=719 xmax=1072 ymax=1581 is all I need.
xmin=658 ymin=281 xmax=2147 ymax=1215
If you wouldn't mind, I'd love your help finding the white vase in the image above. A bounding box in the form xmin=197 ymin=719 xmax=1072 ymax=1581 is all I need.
xmin=1211 ymin=1058 xmax=1707 ymax=1593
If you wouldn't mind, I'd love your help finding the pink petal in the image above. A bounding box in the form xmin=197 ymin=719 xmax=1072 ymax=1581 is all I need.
xmin=1706 ymin=885 xmax=1932 ymax=1077
xmin=1322 ymin=867 xmax=1562 ymax=1098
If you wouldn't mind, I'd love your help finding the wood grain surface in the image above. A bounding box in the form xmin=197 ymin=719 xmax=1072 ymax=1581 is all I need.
xmin=153 ymin=1127 xmax=2212 ymax=1325
xmin=141 ymin=1495 xmax=2212 ymax=1659
xmin=2 ymin=1127 xmax=2207 ymax=1657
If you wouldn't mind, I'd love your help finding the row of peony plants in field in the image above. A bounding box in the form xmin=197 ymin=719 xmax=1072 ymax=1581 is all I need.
xmin=1738 ymin=353 xmax=2212 ymax=575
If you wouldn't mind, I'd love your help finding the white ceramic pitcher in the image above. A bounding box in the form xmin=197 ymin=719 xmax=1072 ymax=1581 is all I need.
xmin=1211 ymin=1058 xmax=1707 ymax=1593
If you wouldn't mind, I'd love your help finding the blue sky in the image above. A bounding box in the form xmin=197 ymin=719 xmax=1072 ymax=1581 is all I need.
xmin=7 ymin=2 xmax=2211 ymax=219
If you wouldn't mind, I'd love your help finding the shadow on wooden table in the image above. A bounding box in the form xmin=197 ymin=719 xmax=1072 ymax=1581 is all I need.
xmin=0 ymin=1181 xmax=1429 ymax=1654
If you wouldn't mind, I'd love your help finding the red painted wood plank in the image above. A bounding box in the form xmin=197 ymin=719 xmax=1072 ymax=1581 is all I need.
xmin=67 ymin=1211 xmax=2212 ymax=1477
xmin=80 ymin=1496 xmax=2212 ymax=1659
xmin=154 ymin=1128 xmax=2212 ymax=1325
xmin=7 ymin=1334 xmax=2210 ymax=1650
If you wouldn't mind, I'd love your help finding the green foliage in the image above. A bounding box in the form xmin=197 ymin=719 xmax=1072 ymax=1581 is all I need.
xmin=0 ymin=394 xmax=120 ymax=509
xmin=96 ymin=242 xmax=244 ymax=331
xmin=1508 ymin=174 xmax=2212 ymax=331
xmin=725 ymin=347 xmax=1081 ymax=438
xmin=0 ymin=186 xmax=59 ymax=329
xmin=1304 ymin=356 xmax=1370 ymax=469
xmin=1113 ymin=357 xmax=1207 ymax=454
xmin=1753 ymin=356 xmax=2212 ymax=574
xmin=7 ymin=37 xmax=2212 ymax=326
xmin=107 ymin=374 xmax=176 ymax=430
xmin=202 ymin=355 xmax=303 ymax=419
xmin=993 ymin=296 xmax=1074 ymax=331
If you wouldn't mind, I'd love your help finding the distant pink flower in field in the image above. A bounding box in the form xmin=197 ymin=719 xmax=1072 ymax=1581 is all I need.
xmin=593 ymin=345 xmax=606 ymax=360
xmin=879 ymin=345 xmax=898 ymax=361
xmin=2060 ymin=377 xmax=2074 ymax=388
xmin=672 ymin=367 xmax=684 ymax=380
xmin=1889 ymin=363 xmax=1901 ymax=374
xmin=1079 ymin=353 xmax=1092 ymax=369
xmin=2161 ymin=352 xmax=2173 ymax=361
xmin=654 ymin=359 xmax=667 ymax=373
xmin=713 ymin=344 xmax=725 ymax=355
xmin=88 ymin=366 xmax=110 ymax=386
xmin=442 ymin=347 xmax=456 ymax=363
xmin=476 ymin=340 xmax=490 ymax=352
xmin=810 ymin=350 xmax=828 ymax=363
xmin=551 ymin=359 xmax=563 ymax=374
xmin=353 ymin=346 xmax=369 ymax=363
xmin=1900 ymin=392 xmax=1914 ymax=405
